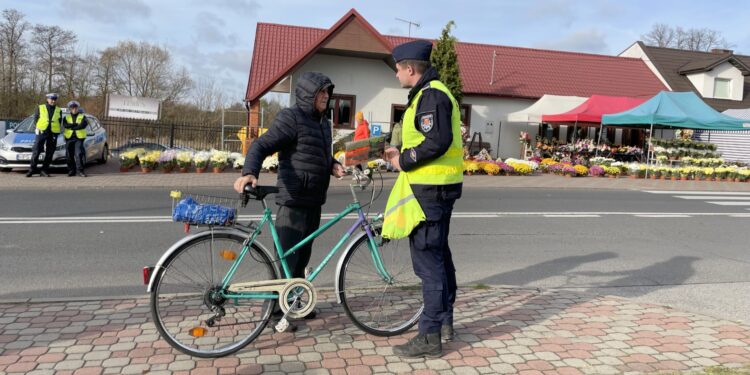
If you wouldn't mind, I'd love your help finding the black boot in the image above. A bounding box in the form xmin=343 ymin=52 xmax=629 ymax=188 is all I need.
xmin=40 ymin=170 xmax=50 ymax=177
xmin=26 ymin=170 xmax=35 ymax=177
xmin=393 ymin=332 xmax=442 ymax=358
xmin=68 ymin=171 xmax=76 ymax=177
xmin=441 ymin=324 xmax=455 ymax=342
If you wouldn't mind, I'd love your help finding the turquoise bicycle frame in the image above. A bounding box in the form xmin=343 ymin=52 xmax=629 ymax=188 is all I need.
xmin=218 ymin=198 xmax=391 ymax=301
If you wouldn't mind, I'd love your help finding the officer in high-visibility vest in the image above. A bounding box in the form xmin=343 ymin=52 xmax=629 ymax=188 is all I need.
xmin=62 ymin=101 xmax=88 ymax=177
xmin=27 ymin=93 xmax=62 ymax=177
xmin=384 ymin=40 xmax=463 ymax=358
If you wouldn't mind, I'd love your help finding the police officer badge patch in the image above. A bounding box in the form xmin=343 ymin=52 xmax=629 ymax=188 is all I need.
xmin=419 ymin=112 xmax=434 ymax=133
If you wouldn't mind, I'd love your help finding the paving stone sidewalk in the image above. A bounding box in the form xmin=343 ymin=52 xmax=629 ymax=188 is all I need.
xmin=2 ymin=287 xmax=750 ymax=375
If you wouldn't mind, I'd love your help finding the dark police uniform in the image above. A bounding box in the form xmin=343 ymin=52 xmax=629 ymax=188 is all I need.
xmin=392 ymin=41 xmax=463 ymax=338
xmin=30 ymin=101 xmax=62 ymax=176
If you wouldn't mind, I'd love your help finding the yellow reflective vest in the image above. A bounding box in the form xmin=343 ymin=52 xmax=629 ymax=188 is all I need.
xmin=382 ymin=80 xmax=463 ymax=239
xmin=63 ymin=114 xmax=87 ymax=139
xmin=36 ymin=105 xmax=62 ymax=133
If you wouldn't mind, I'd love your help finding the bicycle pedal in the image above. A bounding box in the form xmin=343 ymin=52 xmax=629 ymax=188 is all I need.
xmin=274 ymin=318 xmax=289 ymax=333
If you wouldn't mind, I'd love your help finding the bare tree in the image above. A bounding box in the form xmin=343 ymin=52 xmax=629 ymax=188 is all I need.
xmin=0 ymin=8 xmax=30 ymax=117
xmin=31 ymin=24 xmax=77 ymax=93
xmin=108 ymin=40 xmax=192 ymax=101
xmin=642 ymin=23 xmax=732 ymax=51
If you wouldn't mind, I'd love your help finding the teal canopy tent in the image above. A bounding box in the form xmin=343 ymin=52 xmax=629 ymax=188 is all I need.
xmin=602 ymin=91 xmax=750 ymax=176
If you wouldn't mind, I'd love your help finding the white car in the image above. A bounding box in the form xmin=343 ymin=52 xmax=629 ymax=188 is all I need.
xmin=0 ymin=113 xmax=109 ymax=171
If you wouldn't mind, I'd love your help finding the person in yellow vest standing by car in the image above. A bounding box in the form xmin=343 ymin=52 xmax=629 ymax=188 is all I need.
xmin=383 ymin=40 xmax=463 ymax=358
xmin=27 ymin=93 xmax=62 ymax=177
xmin=62 ymin=101 xmax=88 ymax=177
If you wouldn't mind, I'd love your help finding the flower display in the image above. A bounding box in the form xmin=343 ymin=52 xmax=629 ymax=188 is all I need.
xmin=483 ymin=163 xmax=501 ymax=175
xmin=119 ymin=150 xmax=138 ymax=169
xmin=589 ymin=165 xmax=605 ymax=177
xmin=262 ymin=154 xmax=279 ymax=171
xmin=574 ymin=165 xmax=588 ymax=177
xmin=140 ymin=151 xmax=161 ymax=169
xmin=194 ymin=151 xmax=210 ymax=169
xmin=176 ymin=151 xmax=193 ymax=169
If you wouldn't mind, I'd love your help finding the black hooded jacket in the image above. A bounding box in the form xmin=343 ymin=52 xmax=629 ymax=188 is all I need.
xmin=242 ymin=72 xmax=339 ymax=207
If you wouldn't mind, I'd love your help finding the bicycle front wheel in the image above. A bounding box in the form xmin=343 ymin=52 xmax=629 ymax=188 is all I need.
xmin=150 ymin=230 xmax=278 ymax=358
xmin=339 ymin=224 xmax=423 ymax=336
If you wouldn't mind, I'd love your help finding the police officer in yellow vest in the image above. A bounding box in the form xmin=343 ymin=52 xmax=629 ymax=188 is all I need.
xmin=384 ymin=40 xmax=463 ymax=358
xmin=27 ymin=93 xmax=62 ymax=177
xmin=63 ymin=101 xmax=88 ymax=177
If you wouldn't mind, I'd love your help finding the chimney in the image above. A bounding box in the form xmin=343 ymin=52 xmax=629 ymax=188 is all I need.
xmin=711 ymin=48 xmax=733 ymax=55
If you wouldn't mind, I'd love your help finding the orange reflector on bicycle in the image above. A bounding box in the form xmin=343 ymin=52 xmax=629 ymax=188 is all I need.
xmin=220 ymin=250 xmax=237 ymax=261
xmin=189 ymin=327 xmax=206 ymax=337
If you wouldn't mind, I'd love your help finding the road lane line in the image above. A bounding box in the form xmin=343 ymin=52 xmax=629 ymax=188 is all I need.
xmin=635 ymin=215 xmax=692 ymax=218
xmin=644 ymin=191 xmax=750 ymax=195
xmin=706 ymin=202 xmax=750 ymax=206
xmin=674 ymin=196 xmax=750 ymax=200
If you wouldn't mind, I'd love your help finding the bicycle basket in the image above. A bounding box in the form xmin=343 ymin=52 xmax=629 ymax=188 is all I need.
xmin=171 ymin=191 xmax=240 ymax=227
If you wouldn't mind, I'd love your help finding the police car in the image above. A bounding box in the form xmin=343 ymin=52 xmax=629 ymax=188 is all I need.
xmin=0 ymin=111 xmax=109 ymax=171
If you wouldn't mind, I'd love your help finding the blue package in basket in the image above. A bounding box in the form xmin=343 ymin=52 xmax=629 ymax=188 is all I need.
xmin=173 ymin=196 xmax=235 ymax=225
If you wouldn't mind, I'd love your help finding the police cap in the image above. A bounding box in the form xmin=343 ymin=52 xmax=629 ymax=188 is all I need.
xmin=392 ymin=40 xmax=432 ymax=63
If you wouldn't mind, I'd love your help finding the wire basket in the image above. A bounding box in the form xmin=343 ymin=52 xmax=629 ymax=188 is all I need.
xmin=170 ymin=190 xmax=241 ymax=227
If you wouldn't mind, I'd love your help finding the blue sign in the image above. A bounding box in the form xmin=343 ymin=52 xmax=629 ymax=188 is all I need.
xmin=371 ymin=124 xmax=382 ymax=136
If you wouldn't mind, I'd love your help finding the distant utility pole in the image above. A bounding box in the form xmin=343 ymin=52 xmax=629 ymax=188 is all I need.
xmin=395 ymin=17 xmax=420 ymax=37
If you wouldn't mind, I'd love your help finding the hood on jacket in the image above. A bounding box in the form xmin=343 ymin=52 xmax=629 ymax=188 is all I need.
xmin=294 ymin=72 xmax=334 ymax=118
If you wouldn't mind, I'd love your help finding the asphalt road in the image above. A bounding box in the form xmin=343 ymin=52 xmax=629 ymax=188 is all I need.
xmin=1 ymin=186 xmax=750 ymax=324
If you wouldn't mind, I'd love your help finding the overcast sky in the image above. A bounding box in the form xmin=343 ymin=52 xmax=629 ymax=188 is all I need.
xmin=7 ymin=0 xmax=750 ymax=103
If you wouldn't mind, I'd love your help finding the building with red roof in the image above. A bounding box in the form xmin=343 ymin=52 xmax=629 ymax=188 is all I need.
xmin=245 ymin=9 xmax=666 ymax=158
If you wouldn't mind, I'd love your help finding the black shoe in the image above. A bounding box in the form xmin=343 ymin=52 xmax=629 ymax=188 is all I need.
xmin=441 ymin=325 xmax=455 ymax=342
xmin=393 ymin=332 xmax=442 ymax=358
xmin=68 ymin=172 xmax=76 ymax=177
xmin=40 ymin=171 xmax=50 ymax=177
xmin=77 ymin=172 xmax=87 ymax=177
xmin=26 ymin=170 xmax=35 ymax=177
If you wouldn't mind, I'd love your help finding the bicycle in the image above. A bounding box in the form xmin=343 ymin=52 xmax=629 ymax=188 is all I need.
xmin=144 ymin=168 xmax=423 ymax=358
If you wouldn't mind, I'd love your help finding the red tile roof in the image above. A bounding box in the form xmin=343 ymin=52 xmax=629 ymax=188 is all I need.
xmin=245 ymin=10 xmax=667 ymax=103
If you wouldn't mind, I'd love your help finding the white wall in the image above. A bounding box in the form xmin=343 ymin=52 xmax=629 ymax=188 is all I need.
xmin=619 ymin=43 xmax=672 ymax=90
xmin=290 ymin=53 xmax=535 ymax=159
xmin=464 ymin=96 xmax=535 ymax=159
xmin=687 ymin=62 xmax=744 ymax=101
xmin=292 ymin=54 xmax=408 ymax=132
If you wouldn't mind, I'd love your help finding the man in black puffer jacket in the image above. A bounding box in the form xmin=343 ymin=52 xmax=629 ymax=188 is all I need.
xmin=234 ymin=72 xmax=345 ymax=321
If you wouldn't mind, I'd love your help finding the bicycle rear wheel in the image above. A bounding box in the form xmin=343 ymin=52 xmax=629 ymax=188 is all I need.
xmin=150 ymin=230 xmax=278 ymax=357
xmin=338 ymin=223 xmax=423 ymax=336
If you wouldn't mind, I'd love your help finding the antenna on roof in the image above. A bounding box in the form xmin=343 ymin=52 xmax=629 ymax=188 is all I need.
xmin=395 ymin=17 xmax=420 ymax=37
xmin=490 ymin=50 xmax=497 ymax=85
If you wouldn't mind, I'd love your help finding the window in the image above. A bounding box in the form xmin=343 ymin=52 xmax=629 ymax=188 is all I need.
xmin=714 ymin=78 xmax=731 ymax=99
xmin=329 ymin=95 xmax=355 ymax=129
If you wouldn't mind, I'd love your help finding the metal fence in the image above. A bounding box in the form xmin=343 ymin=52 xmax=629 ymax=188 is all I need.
xmin=102 ymin=117 xmax=242 ymax=153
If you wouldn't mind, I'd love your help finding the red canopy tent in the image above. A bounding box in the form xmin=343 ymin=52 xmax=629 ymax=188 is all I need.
xmin=542 ymin=95 xmax=648 ymax=124
xmin=541 ymin=94 xmax=649 ymax=156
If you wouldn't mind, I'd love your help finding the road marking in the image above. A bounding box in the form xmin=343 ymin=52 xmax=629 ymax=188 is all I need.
xmin=674 ymin=196 xmax=750 ymax=200
xmin=644 ymin=191 xmax=750 ymax=195
xmin=543 ymin=215 xmax=601 ymax=218
xmin=635 ymin=214 xmax=691 ymax=218
xmin=706 ymin=202 xmax=750 ymax=206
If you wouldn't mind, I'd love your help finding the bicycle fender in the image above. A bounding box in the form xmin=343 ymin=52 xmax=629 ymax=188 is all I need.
xmin=333 ymin=230 xmax=369 ymax=304
xmin=146 ymin=228 xmax=276 ymax=293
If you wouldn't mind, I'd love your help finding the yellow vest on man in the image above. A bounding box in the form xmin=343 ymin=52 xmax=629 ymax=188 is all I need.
xmin=36 ymin=105 xmax=62 ymax=133
xmin=63 ymin=114 xmax=87 ymax=139
xmin=382 ymin=80 xmax=463 ymax=239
